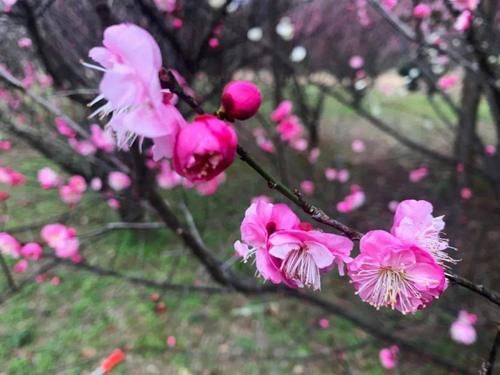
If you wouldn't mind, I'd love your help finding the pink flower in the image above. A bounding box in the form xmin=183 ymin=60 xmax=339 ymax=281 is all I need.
xmin=450 ymin=310 xmax=477 ymax=345
xmin=251 ymin=195 xmax=272 ymax=205
xmin=17 ymin=37 xmax=32 ymax=48
xmin=349 ymin=55 xmax=364 ymax=70
xmin=55 ymin=117 xmax=76 ymax=138
xmin=451 ymin=0 xmax=479 ymax=11
xmin=308 ymin=148 xmax=320 ymax=164
xmin=270 ymin=100 xmax=293 ymax=123
xmin=460 ymin=187 xmax=472 ymax=200
xmin=194 ymin=172 xmax=226 ymax=196
xmin=318 ymin=318 xmax=330 ymax=329
xmin=51 ymin=276 xmax=61 ymax=285
xmin=107 ymin=198 xmax=120 ymax=209
xmin=167 ymin=335 xmax=176 ymax=348
xmin=90 ymin=177 xmax=102 ymax=191
xmin=413 ymin=3 xmax=432 ymax=19
xmin=156 ymin=160 xmax=183 ymax=189
xmin=41 ymin=224 xmax=76 ymax=251
xmin=391 ymin=200 xmax=452 ymax=266
xmin=154 ymin=0 xmax=176 ymax=12
xmin=13 ymin=259 xmax=28 ymax=273
xmin=454 ymin=10 xmax=473 ymax=32
xmin=337 ymin=186 xmax=365 ymax=213
xmin=337 ymin=169 xmax=350 ymax=183
xmin=0 ymin=191 xmax=9 ymax=202
xmin=0 ymin=166 xmax=26 ymax=186
xmin=54 ymin=236 xmax=79 ymax=259
xmin=388 ymin=200 xmax=399 ymax=212
xmin=437 ymin=74 xmax=458 ymax=91
xmin=221 ymin=80 xmax=262 ymax=121
xmin=256 ymin=136 xmax=275 ymax=153
xmin=173 ymin=115 xmax=237 ymax=182
xmin=268 ymin=229 xmax=353 ymax=290
xmin=409 ymin=166 xmax=428 ymax=182
xmin=300 ymin=180 xmax=315 ymax=195
xmin=382 ymin=0 xmax=398 ymax=10
xmin=235 ymin=201 xmax=300 ymax=283
xmin=0 ymin=140 xmax=12 ymax=151
xmin=108 ymin=171 xmax=131 ymax=191
xmin=485 ymin=144 xmax=496 ymax=156
xmin=379 ymin=345 xmax=399 ymax=369
xmin=325 ymin=168 xmax=337 ymax=181
xmin=348 ymin=230 xmax=446 ymax=314
xmin=291 ymin=138 xmax=308 ymax=152
xmin=351 ymin=139 xmax=366 ymax=153
xmin=0 ymin=232 xmax=21 ymax=258
xmin=88 ymin=24 xmax=185 ymax=149
xmin=69 ymin=139 xmax=96 ymax=156
xmin=2 ymin=0 xmax=17 ymax=12
xmin=20 ymin=242 xmax=43 ymax=260
xmin=277 ymin=116 xmax=304 ymax=142
xmin=172 ymin=18 xmax=183 ymax=29
xmin=208 ymin=37 xmax=220 ymax=48
xmin=90 ymin=124 xmax=115 ymax=153
xmin=37 ymin=167 xmax=61 ymax=189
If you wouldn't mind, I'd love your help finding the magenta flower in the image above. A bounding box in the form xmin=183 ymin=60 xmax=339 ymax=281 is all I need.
xmin=437 ymin=74 xmax=458 ymax=91
xmin=37 ymin=167 xmax=62 ymax=189
xmin=13 ymin=259 xmax=28 ymax=273
xmin=55 ymin=117 xmax=76 ymax=139
xmin=0 ymin=232 xmax=21 ymax=258
xmin=454 ymin=10 xmax=473 ymax=32
xmin=413 ymin=3 xmax=432 ymax=19
xmin=409 ymin=166 xmax=428 ymax=182
xmin=221 ymin=80 xmax=262 ymax=121
xmin=277 ymin=115 xmax=304 ymax=142
xmin=337 ymin=185 xmax=365 ymax=213
xmin=450 ymin=310 xmax=477 ymax=345
xmin=20 ymin=242 xmax=43 ymax=261
xmin=0 ymin=166 xmax=26 ymax=186
xmin=348 ymin=230 xmax=446 ymax=314
xmin=108 ymin=171 xmax=132 ymax=191
xmin=379 ymin=345 xmax=399 ymax=369
xmin=173 ymin=115 xmax=237 ymax=182
xmin=300 ymin=180 xmax=315 ymax=195
xmin=391 ymin=200 xmax=453 ymax=266
xmin=270 ymin=100 xmax=293 ymax=123
xmin=269 ymin=229 xmax=353 ymax=290
xmin=41 ymin=224 xmax=80 ymax=259
xmin=235 ymin=200 xmax=301 ymax=283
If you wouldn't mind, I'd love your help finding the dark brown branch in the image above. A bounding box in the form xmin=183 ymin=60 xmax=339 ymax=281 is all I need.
xmin=482 ymin=325 xmax=500 ymax=375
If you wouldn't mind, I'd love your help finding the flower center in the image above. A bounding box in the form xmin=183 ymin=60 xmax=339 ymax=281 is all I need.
xmin=280 ymin=247 xmax=321 ymax=290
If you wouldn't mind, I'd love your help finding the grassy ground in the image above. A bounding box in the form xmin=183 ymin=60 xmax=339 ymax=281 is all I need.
xmin=0 ymin=87 xmax=496 ymax=374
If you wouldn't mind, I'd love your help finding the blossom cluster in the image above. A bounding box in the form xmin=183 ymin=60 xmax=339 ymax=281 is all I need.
xmin=235 ymin=199 xmax=451 ymax=315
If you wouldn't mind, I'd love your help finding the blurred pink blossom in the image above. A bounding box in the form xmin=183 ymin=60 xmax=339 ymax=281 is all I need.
xmin=413 ymin=3 xmax=432 ymax=19
xmin=450 ymin=310 xmax=477 ymax=345
xmin=270 ymin=100 xmax=293 ymax=123
xmin=0 ymin=232 xmax=21 ymax=258
xmin=337 ymin=185 xmax=365 ymax=213
xmin=351 ymin=139 xmax=366 ymax=153
xmin=460 ymin=187 xmax=472 ymax=200
xmin=17 ymin=37 xmax=32 ymax=48
xmin=37 ymin=167 xmax=62 ymax=189
xmin=20 ymin=242 xmax=43 ymax=260
xmin=300 ymin=180 xmax=315 ymax=195
xmin=379 ymin=345 xmax=399 ymax=369
xmin=437 ymin=74 xmax=459 ymax=91
xmin=108 ymin=171 xmax=131 ymax=191
xmin=409 ymin=166 xmax=428 ymax=183
xmin=454 ymin=10 xmax=473 ymax=32
xmin=13 ymin=259 xmax=28 ymax=273
xmin=90 ymin=124 xmax=115 ymax=153
xmin=349 ymin=55 xmax=364 ymax=70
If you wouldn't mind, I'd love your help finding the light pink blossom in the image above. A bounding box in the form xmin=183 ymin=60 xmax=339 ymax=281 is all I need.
xmin=194 ymin=172 xmax=226 ymax=196
xmin=349 ymin=55 xmax=364 ymax=70
xmin=318 ymin=318 xmax=330 ymax=329
xmin=337 ymin=186 xmax=365 ymax=213
xmin=0 ymin=140 xmax=12 ymax=151
xmin=55 ymin=117 xmax=76 ymax=138
xmin=325 ymin=168 xmax=337 ymax=181
xmin=454 ymin=10 xmax=473 ymax=32
xmin=460 ymin=187 xmax=472 ymax=200
xmin=450 ymin=310 xmax=477 ymax=345
xmin=256 ymin=136 xmax=275 ymax=153
xmin=154 ymin=0 xmax=176 ymax=12
xmin=90 ymin=124 xmax=115 ymax=153
xmin=485 ymin=144 xmax=496 ymax=156
xmin=107 ymin=198 xmax=120 ymax=210
xmin=451 ymin=0 xmax=479 ymax=11
xmin=235 ymin=201 xmax=301 ymax=283
xmin=0 ymin=232 xmax=21 ymax=258
xmin=437 ymin=74 xmax=459 ymax=91
xmin=221 ymin=80 xmax=262 ymax=121
xmin=0 ymin=166 xmax=26 ymax=186
xmin=391 ymin=200 xmax=452 ymax=266
xmin=41 ymin=224 xmax=79 ymax=259
xmin=300 ymin=180 xmax=315 ymax=195
xmin=13 ymin=259 xmax=28 ymax=273
xmin=167 ymin=335 xmax=176 ymax=348
xmin=348 ymin=230 xmax=446 ymax=314
xmin=173 ymin=115 xmax=237 ymax=182
xmin=69 ymin=139 xmax=97 ymax=156
xmin=337 ymin=169 xmax=350 ymax=183
xmin=2 ymin=0 xmax=17 ymax=12
xmin=409 ymin=166 xmax=428 ymax=183
xmin=90 ymin=177 xmax=102 ymax=191
xmin=108 ymin=171 xmax=131 ymax=191
xmin=156 ymin=160 xmax=183 ymax=189
xmin=382 ymin=0 xmax=398 ymax=10
xmin=308 ymin=148 xmax=320 ymax=164
xmin=379 ymin=345 xmax=399 ymax=369
xmin=268 ymin=229 xmax=353 ymax=290
xmin=37 ymin=167 xmax=62 ymax=189
xmin=351 ymin=139 xmax=366 ymax=153
xmin=277 ymin=115 xmax=304 ymax=142
xmin=17 ymin=37 xmax=32 ymax=48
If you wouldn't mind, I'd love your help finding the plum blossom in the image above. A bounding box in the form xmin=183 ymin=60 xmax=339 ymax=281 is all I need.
xmin=55 ymin=117 xmax=76 ymax=138
xmin=450 ymin=310 xmax=477 ymax=345
xmin=59 ymin=175 xmax=87 ymax=206
xmin=451 ymin=0 xmax=479 ymax=11
xmin=193 ymin=172 xmax=226 ymax=196
xmin=318 ymin=318 xmax=330 ymax=329
xmin=69 ymin=139 xmax=97 ymax=156
xmin=235 ymin=200 xmax=301 ymax=283
xmin=37 ymin=167 xmax=62 ymax=189
xmin=173 ymin=115 xmax=237 ymax=182
xmin=437 ymin=74 xmax=459 ymax=91
xmin=391 ymin=200 xmax=453 ymax=266
xmin=0 ymin=166 xmax=26 ymax=186
xmin=351 ymin=139 xmax=366 ymax=153
xmin=290 ymin=46 xmax=307 ymax=63
xmin=325 ymin=168 xmax=337 ymax=181
xmin=17 ymin=37 xmax=32 ymax=49
xmin=90 ymin=177 xmax=103 ymax=191
xmin=154 ymin=0 xmax=176 ymax=12
xmin=87 ymin=24 xmax=185 ymax=151
xmin=156 ymin=160 xmax=183 ymax=189
xmin=221 ymin=80 xmax=262 ymax=121
xmin=277 ymin=115 xmax=304 ymax=142
xmin=108 ymin=171 xmax=132 ymax=191
xmin=268 ymin=229 xmax=353 ymax=290
xmin=20 ymin=242 xmax=43 ymax=260
xmin=379 ymin=345 xmax=399 ymax=369
xmin=348 ymin=230 xmax=446 ymax=314
xmin=0 ymin=191 xmax=9 ymax=202
xmin=0 ymin=140 xmax=12 ymax=151
xmin=349 ymin=55 xmax=364 ymax=70
xmin=382 ymin=0 xmax=398 ymax=10
xmin=2 ymin=0 xmax=17 ymax=13
xmin=485 ymin=144 xmax=496 ymax=156
xmin=337 ymin=185 xmax=365 ymax=213
xmin=454 ymin=11 xmax=473 ymax=32
xmin=460 ymin=187 xmax=473 ymax=200
xmin=90 ymin=124 xmax=115 ymax=153
xmin=308 ymin=148 xmax=320 ymax=164
xmin=300 ymin=180 xmax=315 ymax=195
xmin=13 ymin=259 xmax=28 ymax=273
xmin=413 ymin=3 xmax=432 ymax=19
xmin=0 ymin=232 xmax=21 ymax=258
xmin=41 ymin=224 xmax=80 ymax=258
xmin=270 ymin=100 xmax=293 ymax=123
xmin=409 ymin=166 xmax=428 ymax=182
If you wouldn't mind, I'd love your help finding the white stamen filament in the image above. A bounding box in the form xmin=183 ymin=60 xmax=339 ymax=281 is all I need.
xmin=280 ymin=248 xmax=321 ymax=290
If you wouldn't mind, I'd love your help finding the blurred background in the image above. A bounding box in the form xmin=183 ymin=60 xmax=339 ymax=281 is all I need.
xmin=0 ymin=0 xmax=499 ymax=373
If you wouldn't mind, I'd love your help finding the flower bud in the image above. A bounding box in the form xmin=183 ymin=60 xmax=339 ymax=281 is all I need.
xmin=221 ymin=80 xmax=262 ymax=121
